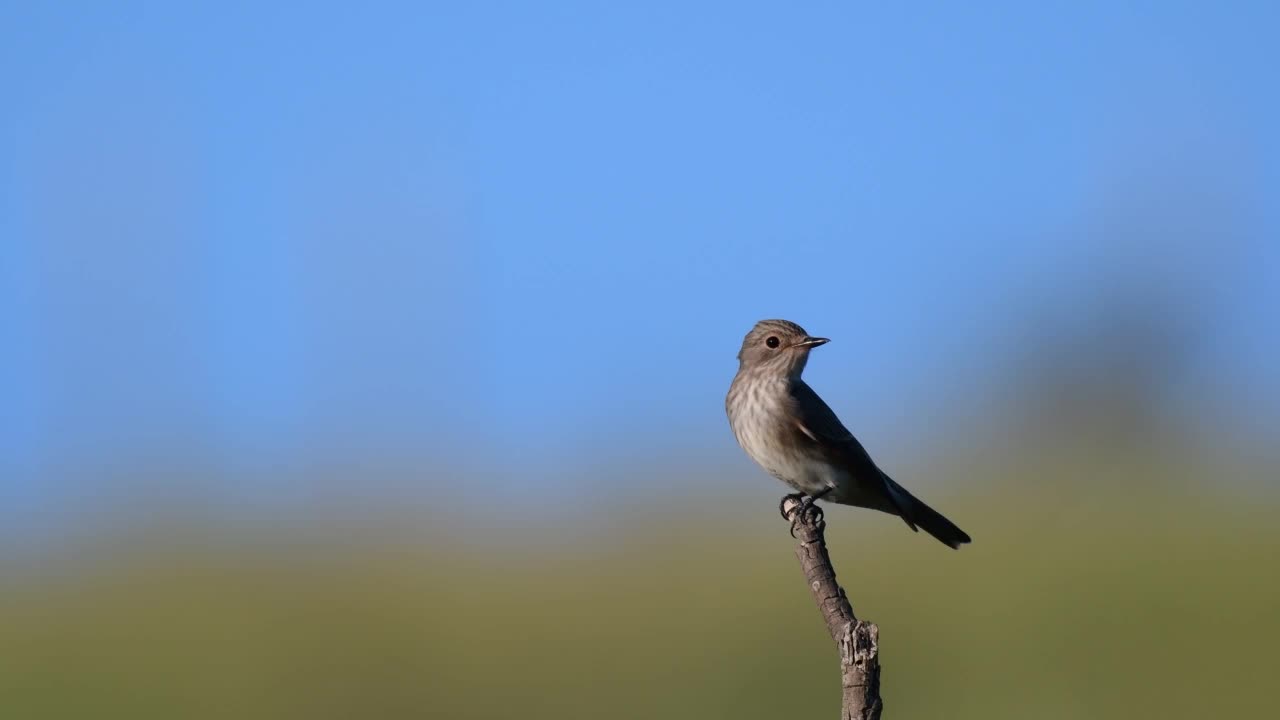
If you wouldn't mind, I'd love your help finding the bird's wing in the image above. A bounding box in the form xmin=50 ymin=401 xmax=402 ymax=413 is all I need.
xmin=787 ymin=380 xmax=918 ymax=527
xmin=787 ymin=379 xmax=868 ymax=459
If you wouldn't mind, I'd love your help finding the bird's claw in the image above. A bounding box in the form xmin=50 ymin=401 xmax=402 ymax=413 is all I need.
xmin=779 ymin=493 xmax=806 ymax=521
xmin=783 ymin=494 xmax=825 ymax=537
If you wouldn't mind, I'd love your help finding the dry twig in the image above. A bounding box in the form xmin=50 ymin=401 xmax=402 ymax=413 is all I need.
xmin=782 ymin=496 xmax=884 ymax=720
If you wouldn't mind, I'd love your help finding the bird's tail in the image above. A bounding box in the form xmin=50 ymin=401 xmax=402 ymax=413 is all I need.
xmin=883 ymin=476 xmax=971 ymax=549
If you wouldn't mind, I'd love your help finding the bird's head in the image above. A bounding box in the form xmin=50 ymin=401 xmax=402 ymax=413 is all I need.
xmin=736 ymin=319 xmax=829 ymax=378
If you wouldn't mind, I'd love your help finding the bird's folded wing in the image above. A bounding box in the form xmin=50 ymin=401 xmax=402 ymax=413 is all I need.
xmin=787 ymin=379 xmax=868 ymax=460
xmin=787 ymin=380 xmax=917 ymax=527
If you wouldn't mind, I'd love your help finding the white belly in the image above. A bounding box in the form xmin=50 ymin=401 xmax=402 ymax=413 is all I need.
xmin=751 ymin=442 xmax=846 ymax=496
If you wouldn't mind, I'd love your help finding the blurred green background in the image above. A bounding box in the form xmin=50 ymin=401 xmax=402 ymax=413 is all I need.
xmin=3 ymin=451 xmax=1277 ymax=719
xmin=4 ymin=2 xmax=1279 ymax=719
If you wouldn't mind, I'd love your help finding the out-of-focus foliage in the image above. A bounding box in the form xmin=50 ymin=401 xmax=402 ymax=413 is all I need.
xmin=3 ymin=449 xmax=1277 ymax=719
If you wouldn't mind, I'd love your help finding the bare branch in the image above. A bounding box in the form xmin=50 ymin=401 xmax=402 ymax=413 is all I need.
xmin=783 ymin=497 xmax=883 ymax=720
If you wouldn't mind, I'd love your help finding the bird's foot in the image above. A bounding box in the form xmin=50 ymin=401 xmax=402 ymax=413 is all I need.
xmin=778 ymin=493 xmax=806 ymax=521
xmin=782 ymin=493 xmax=826 ymax=538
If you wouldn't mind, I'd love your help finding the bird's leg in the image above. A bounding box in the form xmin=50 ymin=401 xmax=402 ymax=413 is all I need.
xmin=786 ymin=488 xmax=833 ymax=537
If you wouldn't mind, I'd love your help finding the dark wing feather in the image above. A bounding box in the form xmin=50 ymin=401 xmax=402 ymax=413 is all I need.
xmin=787 ymin=380 xmax=876 ymax=467
xmin=787 ymin=380 xmax=918 ymax=528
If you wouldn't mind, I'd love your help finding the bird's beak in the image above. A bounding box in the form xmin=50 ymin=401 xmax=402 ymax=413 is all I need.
xmin=793 ymin=336 xmax=829 ymax=349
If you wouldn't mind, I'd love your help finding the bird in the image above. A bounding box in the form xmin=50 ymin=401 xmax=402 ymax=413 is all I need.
xmin=725 ymin=319 xmax=971 ymax=549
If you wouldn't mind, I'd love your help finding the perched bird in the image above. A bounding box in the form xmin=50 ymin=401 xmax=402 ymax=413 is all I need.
xmin=726 ymin=319 xmax=971 ymax=548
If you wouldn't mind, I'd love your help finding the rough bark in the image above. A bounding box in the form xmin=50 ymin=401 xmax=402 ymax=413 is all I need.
xmin=782 ymin=497 xmax=884 ymax=720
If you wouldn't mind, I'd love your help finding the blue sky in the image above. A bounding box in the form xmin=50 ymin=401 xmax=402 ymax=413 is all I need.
xmin=2 ymin=2 xmax=1278 ymax=515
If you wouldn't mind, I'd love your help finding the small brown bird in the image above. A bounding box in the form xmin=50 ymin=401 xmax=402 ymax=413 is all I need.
xmin=725 ymin=319 xmax=971 ymax=548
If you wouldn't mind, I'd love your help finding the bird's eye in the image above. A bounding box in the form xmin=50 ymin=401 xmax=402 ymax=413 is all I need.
xmin=765 ymin=336 xmax=780 ymax=349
